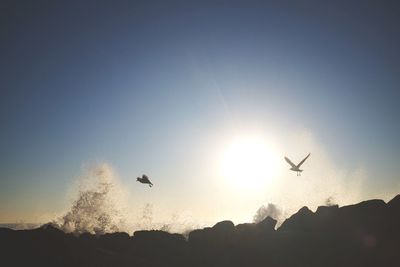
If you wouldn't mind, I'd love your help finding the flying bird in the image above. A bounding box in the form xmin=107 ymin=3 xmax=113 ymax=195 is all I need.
xmin=284 ymin=153 xmax=311 ymax=176
xmin=136 ymin=174 xmax=153 ymax=187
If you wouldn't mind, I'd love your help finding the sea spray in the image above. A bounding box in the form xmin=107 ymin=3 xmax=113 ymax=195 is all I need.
xmin=53 ymin=163 xmax=199 ymax=235
xmin=55 ymin=163 xmax=129 ymax=234
xmin=253 ymin=203 xmax=283 ymax=226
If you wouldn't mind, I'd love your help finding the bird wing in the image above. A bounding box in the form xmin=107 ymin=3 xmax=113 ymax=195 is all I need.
xmin=142 ymin=174 xmax=151 ymax=183
xmin=284 ymin=157 xmax=296 ymax=168
xmin=297 ymin=153 xmax=310 ymax=168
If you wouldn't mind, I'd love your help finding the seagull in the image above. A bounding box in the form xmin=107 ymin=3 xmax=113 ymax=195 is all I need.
xmin=136 ymin=174 xmax=153 ymax=187
xmin=284 ymin=153 xmax=310 ymax=176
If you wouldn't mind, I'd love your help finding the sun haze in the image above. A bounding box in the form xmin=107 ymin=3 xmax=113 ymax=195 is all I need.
xmin=220 ymin=135 xmax=280 ymax=193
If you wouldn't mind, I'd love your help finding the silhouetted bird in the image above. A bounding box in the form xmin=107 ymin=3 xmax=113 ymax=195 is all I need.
xmin=137 ymin=174 xmax=153 ymax=187
xmin=284 ymin=153 xmax=310 ymax=176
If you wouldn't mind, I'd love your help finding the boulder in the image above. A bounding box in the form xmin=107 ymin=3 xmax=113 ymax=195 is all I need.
xmin=278 ymin=206 xmax=314 ymax=232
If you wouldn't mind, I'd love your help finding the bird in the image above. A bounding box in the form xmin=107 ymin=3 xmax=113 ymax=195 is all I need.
xmin=284 ymin=153 xmax=311 ymax=176
xmin=136 ymin=174 xmax=153 ymax=187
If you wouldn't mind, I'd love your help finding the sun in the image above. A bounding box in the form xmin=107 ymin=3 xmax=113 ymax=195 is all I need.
xmin=220 ymin=135 xmax=280 ymax=192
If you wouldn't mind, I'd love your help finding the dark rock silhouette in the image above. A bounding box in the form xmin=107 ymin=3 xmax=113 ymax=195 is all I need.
xmin=1 ymin=195 xmax=400 ymax=267
xmin=278 ymin=206 xmax=314 ymax=232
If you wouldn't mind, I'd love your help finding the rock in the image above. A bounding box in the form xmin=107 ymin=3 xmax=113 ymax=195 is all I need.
xmin=133 ymin=230 xmax=186 ymax=244
xmin=387 ymin=194 xmax=400 ymax=209
xmin=278 ymin=206 xmax=314 ymax=232
xmin=212 ymin=220 xmax=235 ymax=232
xmin=257 ymin=216 xmax=277 ymax=231
xmin=98 ymin=232 xmax=130 ymax=252
xmin=188 ymin=221 xmax=235 ymax=248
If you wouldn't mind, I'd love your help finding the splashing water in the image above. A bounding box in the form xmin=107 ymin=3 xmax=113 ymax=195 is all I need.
xmin=53 ymin=164 xmax=197 ymax=235
xmin=253 ymin=203 xmax=283 ymax=226
xmin=55 ymin=164 xmax=128 ymax=235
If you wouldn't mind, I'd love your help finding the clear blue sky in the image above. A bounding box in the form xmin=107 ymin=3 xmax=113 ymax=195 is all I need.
xmin=1 ymin=1 xmax=399 ymax=224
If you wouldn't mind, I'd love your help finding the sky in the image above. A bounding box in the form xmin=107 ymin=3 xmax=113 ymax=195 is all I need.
xmin=1 ymin=1 xmax=400 ymax=227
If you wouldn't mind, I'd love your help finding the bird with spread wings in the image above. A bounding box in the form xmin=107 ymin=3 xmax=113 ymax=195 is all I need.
xmin=284 ymin=153 xmax=310 ymax=176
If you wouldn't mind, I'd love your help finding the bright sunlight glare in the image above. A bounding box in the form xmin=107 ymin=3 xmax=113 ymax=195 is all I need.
xmin=220 ymin=135 xmax=280 ymax=192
